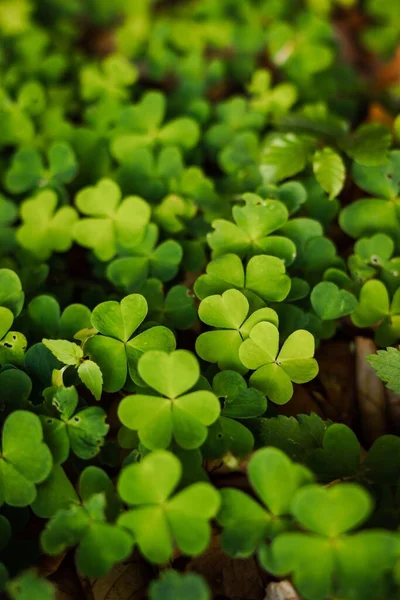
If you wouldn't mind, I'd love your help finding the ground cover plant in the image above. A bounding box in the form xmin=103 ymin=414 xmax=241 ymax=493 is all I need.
xmin=0 ymin=0 xmax=399 ymax=599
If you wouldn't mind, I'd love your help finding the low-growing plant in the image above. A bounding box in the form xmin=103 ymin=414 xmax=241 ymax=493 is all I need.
xmin=0 ymin=1 xmax=399 ymax=599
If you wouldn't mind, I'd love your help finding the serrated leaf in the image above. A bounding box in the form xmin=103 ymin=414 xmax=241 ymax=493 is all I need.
xmin=78 ymin=360 xmax=103 ymax=401
xmin=42 ymin=339 xmax=83 ymax=366
xmin=312 ymin=148 xmax=345 ymax=199
xmin=367 ymin=347 xmax=400 ymax=395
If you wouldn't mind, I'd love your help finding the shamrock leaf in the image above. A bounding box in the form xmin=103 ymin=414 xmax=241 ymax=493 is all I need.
xmin=303 ymin=423 xmax=360 ymax=482
xmin=351 ymin=281 xmax=400 ymax=345
xmin=218 ymin=447 xmax=314 ymax=557
xmin=80 ymin=53 xmax=138 ymax=101
xmin=149 ymin=570 xmax=210 ymax=600
xmin=84 ymin=294 xmax=176 ymax=392
xmin=362 ymin=435 xmax=400 ymax=485
xmin=259 ymin=483 xmax=393 ymax=600
xmin=355 ymin=233 xmax=395 ymax=265
xmin=262 ymin=528 xmax=397 ymax=600
xmin=339 ymin=198 xmax=399 ymax=241
xmin=205 ymin=96 xmax=265 ymax=153
xmin=351 ymin=233 xmax=400 ymax=294
xmin=111 ymin=91 xmax=200 ymax=160
xmin=239 ymin=323 xmax=319 ymax=404
xmin=0 ymin=411 xmax=52 ymax=506
xmin=0 ymin=269 xmax=24 ymax=316
xmin=0 ymin=195 xmax=17 ymax=255
xmin=73 ymin=179 xmax=151 ymax=261
xmin=207 ymin=194 xmax=293 ymax=261
xmin=213 ymin=370 xmax=267 ymax=419
xmin=118 ymin=350 xmax=220 ymax=450
xmin=310 ymin=282 xmax=358 ymax=320
xmin=5 ymin=142 xmax=77 ymax=195
xmin=0 ymin=307 xmax=27 ymax=367
xmin=142 ymin=281 xmax=197 ymax=331
xmin=196 ymin=289 xmax=279 ymax=372
xmin=202 ymin=418 xmax=255 ymax=459
xmin=31 ymin=464 xmax=79 ymax=519
xmin=7 ymin=570 xmax=56 ymax=600
xmin=0 ymin=367 xmax=32 ymax=412
xmin=107 ymin=224 xmax=183 ymax=293
xmin=41 ymin=492 xmax=132 ymax=577
xmin=194 ymin=253 xmax=291 ymax=310
xmin=117 ymin=450 xmax=220 ymax=563
xmin=352 ymin=151 xmax=400 ymax=199
xmin=202 ymin=371 xmax=265 ymax=460
xmin=17 ymin=190 xmax=78 ymax=260
xmin=28 ymin=296 xmax=91 ymax=341
xmin=41 ymin=386 xmax=109 ymax=461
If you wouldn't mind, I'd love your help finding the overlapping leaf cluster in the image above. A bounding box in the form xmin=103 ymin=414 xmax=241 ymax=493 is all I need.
xmin=0 ymin=1 xmax=399 ymax=599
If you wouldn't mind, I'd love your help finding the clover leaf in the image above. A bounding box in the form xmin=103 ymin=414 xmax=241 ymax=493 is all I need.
xmin=31 ymin=464 xmax=79 ymax=519
xmin=117 ymin=450 xmax=220 ymax=563
xmin=149 ymin=570 xmax=210 ymax=600
xmin=260 ymin=483 xmax=392 ymax=600
xmin=311 ymin=282 xmax=358 ymax=320
xmin=239 ymin=323 xmax=319 ymax=404
xmin=362 ymin=434 xmax=400 ymax=485
xmin=0 ymin=269 xmax=24 ymax=317
xmin=201 ymin=371 xmax=266 ymax=458
xmin=80 ymin=53 xmax=138 ymax=101
xmin=41 ymin=492 xmax=132 ymax=577
xmin=116 ymin=145 xmax=184 ymax=202
xmin=40 ymin=386 xmax=109 ymax=461
xmin=17 ymin=190 xmax=78 ymax=260
xmin=207 ymin=194 xmax=294 ymax=262
xmin=0 ymin=367 xmax=32 ymax=413
xmin=351 ymin=281 xmax=400 ymax=345
xmin=196 ymin=289 xmax=279 ymax=372
xmin=205 ymin=96 xmax=265 ymax=154
xmin=351 ymin=233 xmax=400 ymax=293
xmin=0 ymin=307 xmax=27 ymax=367
xmin=213 ymin=370 xmax=267 ymax=419
xmin=73 ymin=179 xmax=151 ymax=261
xmin=194 ymin=253 xmax=291 ymax=310
xmin=305 ymin=423 xmax=360 ymax=482
xmin=142 ymin=281 xmax=197 ymax=331
xmin=218 ymin=447 xmax=314 ymax=558
xmin=5 ymin=142 xmax=77 ymax=195
xmin=7 ymin=570 xmax=56 ymax=600
xmin=352 ymin=150 xmax=400 ymax=199
xmin=118 ymin=350 xmax=220 ymax=450
xmin=0 ymin=411 xmax=52 ymax=506
xmin=84 ymin=294 xmax=176 ymax=392
xmin=28 ymin=296 xmax=91 ymax=341
xmin=0 ymin=195 xmax=17 ymax=255
xmin=107 ymin=224 xmax=183 ymax=293
xmin=111 ymin=91 xmax=200 ymax=160
xmin=340 ymin=191 xmax=400 ymax=241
